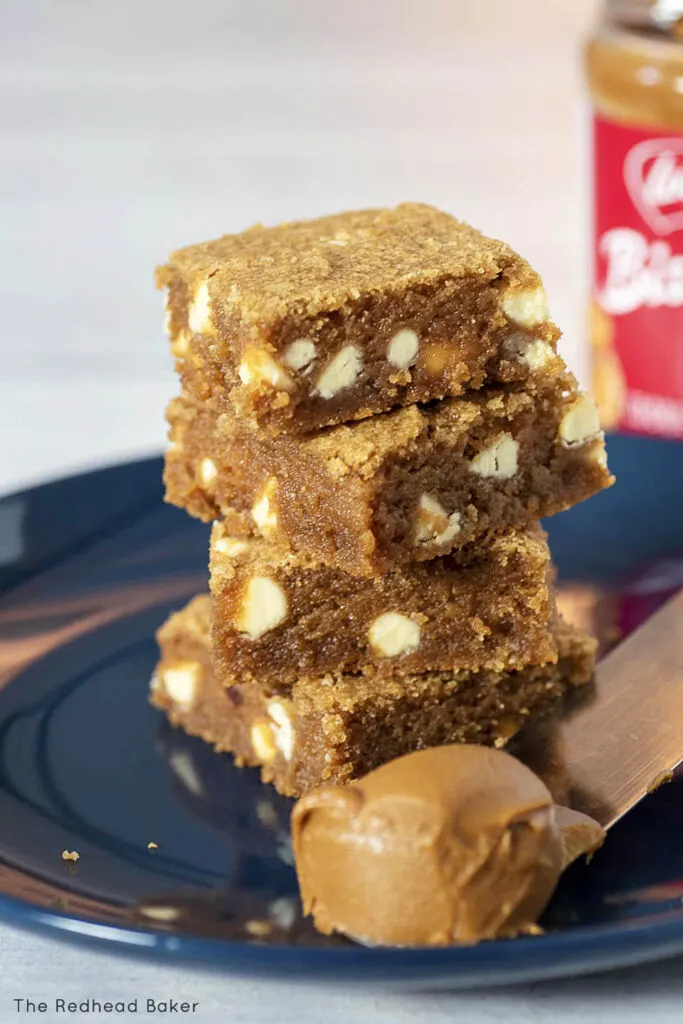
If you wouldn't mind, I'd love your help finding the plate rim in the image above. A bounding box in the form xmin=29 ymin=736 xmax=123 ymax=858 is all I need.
xmin=2 ymin=883 xmax=683 ymax=985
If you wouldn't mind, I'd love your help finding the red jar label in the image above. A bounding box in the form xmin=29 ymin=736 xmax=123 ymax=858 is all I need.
xmin=591 ymin=114 xmax=683 ymax=438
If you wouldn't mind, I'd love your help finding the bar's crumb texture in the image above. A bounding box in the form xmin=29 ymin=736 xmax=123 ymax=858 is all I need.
xmin=165 ymin=377 xmax=613 ymax=576
xmin=208 ymin=525 xmax=558 ymax=690
xmin=152 ymin=596 xmax=596 ymax=798
xmin=156 ymin=204 xmax=562 ymax=435
xmin=153 ymin=202 xmax=611 ymax=807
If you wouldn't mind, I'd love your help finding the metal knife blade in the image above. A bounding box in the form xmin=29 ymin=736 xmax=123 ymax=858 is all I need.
xmin=519 ymin=588 xmax=683 ymax=831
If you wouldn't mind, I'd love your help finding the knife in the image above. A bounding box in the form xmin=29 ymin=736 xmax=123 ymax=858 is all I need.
xmin=517 ymin=587 xmax=683 ymax=830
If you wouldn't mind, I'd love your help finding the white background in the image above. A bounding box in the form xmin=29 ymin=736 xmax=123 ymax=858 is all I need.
xmin=2 ymin=0 xmax=598 ymax=494
xmin=3 ymin=1 xmax=683 ymax=1021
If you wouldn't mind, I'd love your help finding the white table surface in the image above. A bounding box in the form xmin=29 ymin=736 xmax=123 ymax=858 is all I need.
xmin=2 ymin=1 xmax=682 ymax=1020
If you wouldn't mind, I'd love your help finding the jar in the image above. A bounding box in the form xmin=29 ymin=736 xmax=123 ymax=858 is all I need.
xmin=586 ymin=1 xmax=683 ymax=438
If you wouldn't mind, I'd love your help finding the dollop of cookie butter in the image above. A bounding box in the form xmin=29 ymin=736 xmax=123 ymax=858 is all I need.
xmin=291 ymin=745 xmax=604 ymax=947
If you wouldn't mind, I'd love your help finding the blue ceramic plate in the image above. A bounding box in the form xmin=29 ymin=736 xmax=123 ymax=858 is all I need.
xmin=1 ymin=436 xmax=683 ymax=989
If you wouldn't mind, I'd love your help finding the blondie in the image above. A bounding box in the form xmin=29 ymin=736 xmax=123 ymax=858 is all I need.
xmin=157 ymin=204 xmax=561 ymax=435
xmin=209 ymin=525 xmax=558 ymax=689
xmin=152 ymin=596 xmax=596 ymax=798
xmin=165 ymin=378 xmax=612 ymax=576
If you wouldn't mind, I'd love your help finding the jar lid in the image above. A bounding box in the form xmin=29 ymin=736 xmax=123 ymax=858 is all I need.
xmin=608 ymin=0 xmax=683 ymax=29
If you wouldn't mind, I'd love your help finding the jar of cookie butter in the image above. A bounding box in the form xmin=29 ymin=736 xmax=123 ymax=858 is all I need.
xmin=586 ymin=0 xmax=683 ymax=438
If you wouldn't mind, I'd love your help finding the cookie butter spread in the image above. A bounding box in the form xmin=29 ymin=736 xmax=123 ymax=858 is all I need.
xmin=291 ymin=745 xmax=604 ymax=946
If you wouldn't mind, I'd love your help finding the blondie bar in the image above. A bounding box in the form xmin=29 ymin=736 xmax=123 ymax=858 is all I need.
xmin=151 ymin=596 xmax=596 ymax=798
xmin=209 ymin=525 xmax=557 ymax=689
xmin=157 ymin=204 xmax=561 ymax=435
xmin=165 ymin=378 xmax=612 ymax=576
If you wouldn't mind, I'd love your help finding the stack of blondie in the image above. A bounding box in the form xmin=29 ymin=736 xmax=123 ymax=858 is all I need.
xmin=152 ymin=204 xmax=613 ymax=797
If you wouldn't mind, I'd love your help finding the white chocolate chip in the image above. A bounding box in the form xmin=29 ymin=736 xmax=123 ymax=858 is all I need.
xmin=368 ymin=612 xmax=421 ymax=658
xmin=415 ymin=493 xmax=462 ymax=546
xmin=251 ymin=478 xmax=278 ymax=534
xmin=502 ymin=286 xmax=549 ymax=327
xmin=251 ymin=721 xmax=278 ymax=763
xmin=171 ymin=331 xmax=189 ymax=358
xmin=559 ymin=394 xmax=601 ymax=446
xmin=387 ymin=328 xmax=419 ymax=369
xmin=160 ymin=661 xmax=201 ymax=710
xmin=236 ymin=577 xmax=288 ymax=639
xmin=469 ymin=433 xmax=519 ymax=479
xmin=313 ymin=345 xmax=362 ymax=399
xmin=521 ymin=338 xmax=554 ymax=370
xmin=214 ymin=536 xmax=249 ymax=557
xmin=284 ymin=339 xmax=317 ymax=373
xmin=267 ymin=700 xmax=295 ymax=762
xmin=238 ymin=348 xmax=293 ymax=392
xmin=188 ymin=280 xmax=213 ymax=334
xmin=506 ymin=333 xmax=554 ymax=370
xmin=199 ymin=457 xmax=217 ymax=489
xmin=593 ymin=444 xmax=608 ymax=469
xmin=163 ymin=292 xmax=172 ymax=337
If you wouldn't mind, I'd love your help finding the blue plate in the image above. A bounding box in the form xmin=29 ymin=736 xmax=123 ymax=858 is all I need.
xmin=1 ymin=436 xmax=683 ymax=989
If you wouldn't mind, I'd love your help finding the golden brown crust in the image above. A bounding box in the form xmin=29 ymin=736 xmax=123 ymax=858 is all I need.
xmin=157 ymin=203 xmax=539 ymax=324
